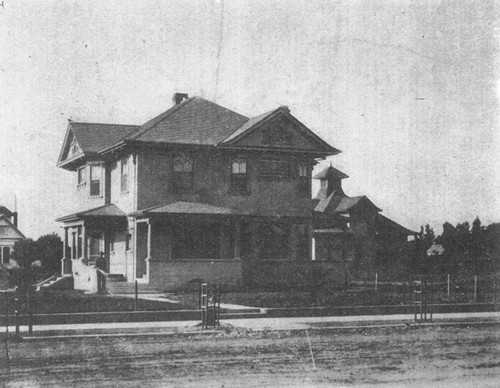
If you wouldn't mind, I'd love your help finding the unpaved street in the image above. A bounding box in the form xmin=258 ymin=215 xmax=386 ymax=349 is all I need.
xmin=1 ymin=324 xmax=499 ymax=387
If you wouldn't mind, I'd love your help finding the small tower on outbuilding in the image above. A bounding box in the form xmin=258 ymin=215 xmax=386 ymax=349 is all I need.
xmin=313 ymin=164 xmax=349 ymax=199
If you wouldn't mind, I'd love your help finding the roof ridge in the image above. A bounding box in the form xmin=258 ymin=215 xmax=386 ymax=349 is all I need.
xmin=0 ymin=214 xmax=26 ymax=239
xmin=126 ymin=97 xmax=198 ymax=141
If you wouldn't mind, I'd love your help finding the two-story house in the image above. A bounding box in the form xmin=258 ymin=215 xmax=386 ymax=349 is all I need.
xmin=56 ymin=93 xmax=340 ymax=292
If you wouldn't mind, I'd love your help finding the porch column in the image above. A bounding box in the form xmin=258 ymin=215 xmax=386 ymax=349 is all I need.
xmin=307 ymin=223 xmax=313 ymax=261
xmin=233 ymin=219 xmax=241 ymax=260
xmin=218 ymin=220 xmax=231 ymax=260
xmin=61 ymin=227 xmax=70 ymax=275
xmin=81 ymin=224 xmax=87 ymax=259
xmin=145 ymin=219 xmax=152 ymax=283
xmin=146 ymin=220 xmax=152 ymax=260
xmin=71 ymin=230 xmax=76 ymax=260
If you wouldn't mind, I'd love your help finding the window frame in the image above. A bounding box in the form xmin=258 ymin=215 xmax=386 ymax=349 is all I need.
xmin=77 ymin=166 xmax=87 ymax=190
xmin=230 ymin=159 xmax=250 ymax=195
xmin=120 ymin=158 xmax=129 ymax=193
xmin=89 ymin=163 xmax=103 ymax=197
xmin=172 ymin=155 xmax=194 ymax=193
xmin=297 ymin=163 xmax=310 ymax=198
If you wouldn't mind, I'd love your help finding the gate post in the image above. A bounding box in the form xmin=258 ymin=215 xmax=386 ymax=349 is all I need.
xmin=14 ymin=287 xmax=19 ymax=336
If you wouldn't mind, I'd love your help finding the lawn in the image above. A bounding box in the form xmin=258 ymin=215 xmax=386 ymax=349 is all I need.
xmin=0 ymin=290 xmax=197 ymax=315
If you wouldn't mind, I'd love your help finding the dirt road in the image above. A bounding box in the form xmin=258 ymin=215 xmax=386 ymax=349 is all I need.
xmin=1 ymin=324 xmax=499 ymax=387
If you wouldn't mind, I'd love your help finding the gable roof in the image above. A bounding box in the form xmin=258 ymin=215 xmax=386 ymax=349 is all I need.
xmin=376 ymin=214 xmax=417 ymax=235
xmin=126 ymin=97 xmax=248 ymax=146
xmin=314 ymin=193 xmax=381 ymax=214
xmin=0 ymin=205 xmax=14 ymax=218
xmin=57 ymin=122 xmax=139 ymax=167
xmin=220 ymin=106 xmax=340 ymax=155
xmin=58 ymin=95 xmax=340 ymax=167
xmin=0 ymin=214 xmax=26 ymax=240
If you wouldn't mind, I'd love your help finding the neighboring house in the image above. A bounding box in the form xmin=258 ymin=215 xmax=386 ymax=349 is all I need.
xmin=56 ymin=93 xmax=341 ymax=292
xmin=312 ymin=165 xmax=415 ymax=279
xmin=0 ymin=205 xmax=25 ymax=267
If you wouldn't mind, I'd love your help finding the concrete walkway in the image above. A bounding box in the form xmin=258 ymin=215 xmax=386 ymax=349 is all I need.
xmin=2 ymin=311 xmax=499 ymax=339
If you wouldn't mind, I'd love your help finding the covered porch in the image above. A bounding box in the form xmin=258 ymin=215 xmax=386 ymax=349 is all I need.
xmin=56 ymin=204 xmax=128 ymax=293
xmin=132 ymin=202 xmax=313 ymax=290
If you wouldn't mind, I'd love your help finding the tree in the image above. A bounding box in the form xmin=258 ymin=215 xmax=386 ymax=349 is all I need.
xmin=10 ymin=233 xmax=63 ymax=286
xmin=36 ymin=233 xmax=63 ymax=276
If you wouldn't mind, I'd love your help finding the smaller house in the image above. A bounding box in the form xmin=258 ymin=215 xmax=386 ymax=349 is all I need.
xmin=0 ymin=205 xmax=25 ymax=266
xmin=312 ymin=165 xmax=416 ymax=279
xmin=426 ymin=243 xmax=445 ymax=256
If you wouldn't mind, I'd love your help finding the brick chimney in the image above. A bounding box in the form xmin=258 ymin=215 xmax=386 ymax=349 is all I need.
xmin=172 ymin=93 xmax=189 ymax=105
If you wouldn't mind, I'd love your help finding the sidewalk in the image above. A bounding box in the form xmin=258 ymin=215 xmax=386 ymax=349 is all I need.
xmin=2 ymin=311 xmax=499 ymax=339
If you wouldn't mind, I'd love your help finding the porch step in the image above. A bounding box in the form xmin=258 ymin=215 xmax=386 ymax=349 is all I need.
xmin=36 ymin=276 xmax=73 ymax=291
xmin=106 ymin=281 xmax=164 ymax=294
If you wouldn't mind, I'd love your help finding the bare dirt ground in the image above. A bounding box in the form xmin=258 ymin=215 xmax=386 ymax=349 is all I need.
xmin=1 ymin=324 xmax=499 ymax=387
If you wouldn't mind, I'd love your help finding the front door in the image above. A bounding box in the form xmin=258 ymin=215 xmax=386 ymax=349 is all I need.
xmin=88 ymin=232 xmax=104 ymax=265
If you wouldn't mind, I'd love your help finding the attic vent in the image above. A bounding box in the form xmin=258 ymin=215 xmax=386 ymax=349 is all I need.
xmin=173 ymin=93 xmax=189 ymax=105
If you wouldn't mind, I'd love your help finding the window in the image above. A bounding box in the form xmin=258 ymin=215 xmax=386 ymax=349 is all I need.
xmin=125 ymin=233 xmax=131 ymax=251
xmin=77 ymin=166 xmax=87 ymax=189
xmin=172 ymin=156 xmax=194 ymax=192
xmin=1 ymin=247 xmax=10 ymax=264
xmin=297 ymin=163 xmax=310 ymax=197
xmin=259 ymin=159 xmax=289 ymax=179
xmin=90 ymin=164 xmax=102 ymax=196
xmin=231 ymin=159 xmax=249 ymax=195
xmin=120 ymin=158 xmax=128 ymax=193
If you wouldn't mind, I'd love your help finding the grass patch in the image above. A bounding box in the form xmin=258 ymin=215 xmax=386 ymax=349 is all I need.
xmin=1 ymin=290 xmax=197 ymax=314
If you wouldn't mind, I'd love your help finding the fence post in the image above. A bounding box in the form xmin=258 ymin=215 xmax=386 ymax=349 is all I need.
xmin=375 ymin=273 xmax=378 ymax=293
xmin=28 ymin=286 xmax=33 ymax=336
xmin=14 ymin=287 xmax=19 ymax=336
xmin=134 ymin=280 xmax=138 ymax=312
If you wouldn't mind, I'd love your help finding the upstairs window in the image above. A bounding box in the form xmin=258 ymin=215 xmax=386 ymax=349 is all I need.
xmin=231 ymin=159 xmax=249 ymax=195
xmin=120 ymin=158 xmax=128 ymax=193
xmin=77 ymin=166 xmax=87 ymax=190
xmin=90 ymin=164 xmax=102 ymax=197
xmin=173 ymin=156 xmax=194 ymax=192
xmin=259 ymin=159 xmax=289 ymax=179
xmin=297 ymin=163 xmax=310 ymax=198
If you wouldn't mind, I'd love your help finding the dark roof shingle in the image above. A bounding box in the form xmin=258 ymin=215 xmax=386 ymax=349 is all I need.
xmin=71 ymin=123 xmax=139 ymax=154
xmin=127 ymin=97 xmax=249 ymax=145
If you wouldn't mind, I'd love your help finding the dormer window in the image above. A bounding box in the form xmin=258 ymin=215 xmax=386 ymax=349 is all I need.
xmin=231 ymin=159 xmax=249 ymax=195
xmin=298 ymin=163 xmax=310 ymax=198
xmin=173 ymin=156 xmax=194 ymax=192
xmin=90 ymin=164 xmax=102 ymax=197
xmin=120 ymin=158 xmax=128 ymax=193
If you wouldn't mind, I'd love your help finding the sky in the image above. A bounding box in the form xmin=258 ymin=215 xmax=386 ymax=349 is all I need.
xmin=0 ymin=0 xmax=499 ymax=238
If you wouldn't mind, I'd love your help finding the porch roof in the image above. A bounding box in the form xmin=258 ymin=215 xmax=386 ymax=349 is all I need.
xmin=56 ymin=204 xmax=127 ymax=222
xmin=132 ymin=201 xmax=250 ymax=217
